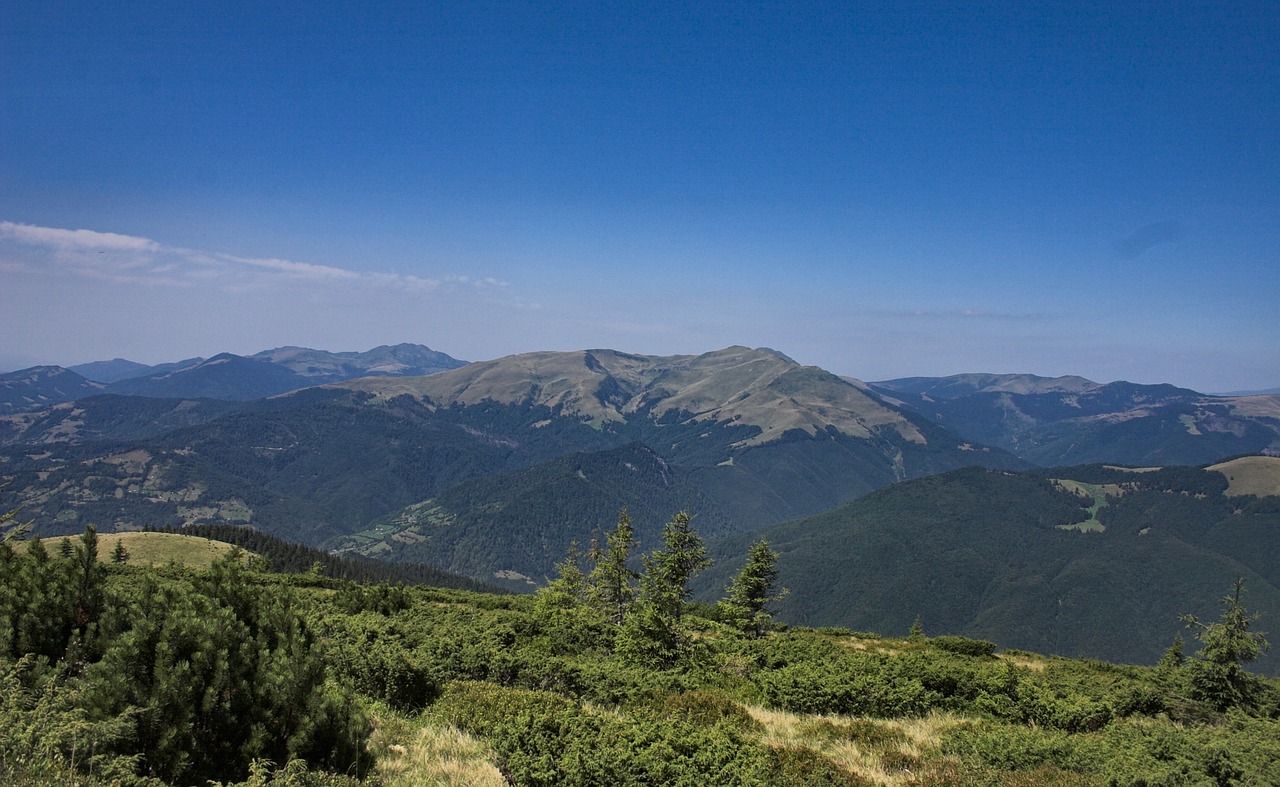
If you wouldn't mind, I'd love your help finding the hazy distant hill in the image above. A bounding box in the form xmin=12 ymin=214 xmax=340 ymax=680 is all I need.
xmin=251 ymin=343 xmax=466 ymax=382
xmin=700 ymin=460 xmax=1280 ymax=672
xmin=105 ymin=353 xmax=317 ymax=401
xmin=871 ymin=373 xmax=1280 ymax=466
xmin=68 ymin=358 xmax=160 ymax=384
xmin=70 ymin=357 xmax=207 ymax=384
xmin=101 ymin=344 xmax=467 ymax=401
xmin=0 ymin=366 xmax=105 ymax=414
xmin=5 ymin=344 xmax=463 ymax=412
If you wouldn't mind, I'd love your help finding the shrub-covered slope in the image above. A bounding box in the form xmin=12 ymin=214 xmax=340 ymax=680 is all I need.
xmin=4 ymin=529 xmax=1278 ymax=786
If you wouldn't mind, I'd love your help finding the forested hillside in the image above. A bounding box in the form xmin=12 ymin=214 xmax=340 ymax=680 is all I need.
xmin=701 ymin=463 xmax=1280 ymax=673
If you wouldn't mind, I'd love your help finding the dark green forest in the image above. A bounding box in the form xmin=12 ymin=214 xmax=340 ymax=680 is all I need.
xmin=3 ymin=512 xmax=1279 ymax=786
xmin=700 ymin=464 xmax=1280 ymax=673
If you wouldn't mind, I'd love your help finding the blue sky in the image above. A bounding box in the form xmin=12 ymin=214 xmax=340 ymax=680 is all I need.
xmin=2 ymin=1 xmax=1277 ymax=391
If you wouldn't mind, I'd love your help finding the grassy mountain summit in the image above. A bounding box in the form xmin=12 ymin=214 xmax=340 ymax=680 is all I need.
xmin=872 ymin=372 xmax=1099 ymax=399
xmin=341 ymin=346 xmax=928 ymax=450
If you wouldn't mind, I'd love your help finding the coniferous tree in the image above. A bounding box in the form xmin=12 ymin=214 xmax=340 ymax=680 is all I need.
xmin=718 ymin=539 xmax=781 ymax=639
xmin=587 ymin=509 xmax=639 ymax=626
xmin=646 ymin=512 xmax=710 ymax=627
xmin=111 ymin=540 xmax=130 ymax=564
xmin=1182 ymin=578 xmax=1271 ymax=711
xmin=619 ymin=512 xmax=709 ymax=665
xmin=535 ymin=541 xmax=606 ymax=653
xmin=539 ymin=541 xmax=588 ymax=609
xmin=72 ymin=527 xmax=106 ymax=642
xmin=1157 ymin=633 xmax=1185 ymax=673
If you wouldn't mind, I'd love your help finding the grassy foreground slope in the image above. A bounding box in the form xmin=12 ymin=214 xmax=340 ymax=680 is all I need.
xmin=4 ymin=526 xmax=1280 ymax=786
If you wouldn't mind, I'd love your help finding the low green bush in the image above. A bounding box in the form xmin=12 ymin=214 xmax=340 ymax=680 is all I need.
xmin=930 ymin=635 xmax=997 ymax=657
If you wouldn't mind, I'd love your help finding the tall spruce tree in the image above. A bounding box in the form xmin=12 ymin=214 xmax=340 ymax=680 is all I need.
xmin=538 ymin=541 xmax=589 ymax=611
xmin=1182 ymin=578 xmax=1271 ymax=711
xmin=619 ymin=512 xmax=710 ymax=666
xmin=587 ymin=509 xmax=639 ymax=626
xmin=73 ymin=526 xmax=106 ymax=642
xmin=719 ymin=539 xmax=781 ymax=639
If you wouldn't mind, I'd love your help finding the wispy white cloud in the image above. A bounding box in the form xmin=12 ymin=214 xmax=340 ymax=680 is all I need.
xmin=886 ymin=308 xmax=1047 ymax=322
xmin=0 ymin=221 xmax=159 ymax=252
xmin=0 ymin=220 xmax=491 ymax=296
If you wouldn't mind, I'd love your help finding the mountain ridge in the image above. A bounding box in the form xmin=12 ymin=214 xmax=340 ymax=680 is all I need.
xmin=336 ymin=346 xmax=927 ymax=450
xmin=869 ymin=373 xmax=1280 ymax=465
xmin=1 ymin=343 xmax=467 ymax=411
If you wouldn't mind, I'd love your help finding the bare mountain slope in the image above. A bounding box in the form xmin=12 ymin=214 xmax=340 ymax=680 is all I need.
xmin=340 ymin=346 xmax=925 ymax=450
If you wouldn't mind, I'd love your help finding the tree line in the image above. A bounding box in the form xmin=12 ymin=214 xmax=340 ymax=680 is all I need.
xmin=536 ymin=509 xmax=783 ymax=667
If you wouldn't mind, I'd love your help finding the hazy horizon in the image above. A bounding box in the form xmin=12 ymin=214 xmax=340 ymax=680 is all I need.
xmin=3 ymin=3 xmax=1276 ymax=392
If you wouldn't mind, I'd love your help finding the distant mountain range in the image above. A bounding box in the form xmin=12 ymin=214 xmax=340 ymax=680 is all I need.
xmin=2 ymin=343 xmax=1279 ymax=666
xmin=0 ymin=346 xmax=1021 ymax=557
xmin=1 ymin=344 xmax=467 ymax=413
xmin=0 ymin=365 xmax=107 ymax=413
xmin=869 ymin=373 xmax=1280 ymax=466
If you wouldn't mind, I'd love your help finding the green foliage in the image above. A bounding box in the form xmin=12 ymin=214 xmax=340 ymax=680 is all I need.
xmin=7 ymin=513 xmax=1280 ymax=786
xmin=941 ymin=713 xmax=1280 ymax=785
xmin=432 ymin=681 xmax=858 ymax=786
xmin=0 ymin=543 xmax=370 ymax=784
xmin=1182 ymin=578 xmax=1272 ymax=712
xmin=719 ymin=538 xmax=782 ymax=639
xmin=333 ymin=583 xmax=413 ymax=616
xmin=0 ymin=657 xmax=145 ymax=786
xmin=931 ymin=635 xmax=997 ymax=657
xmin=658 ymin=689 xmax=762 ymax=732
xmin=534 ymin=541 xmax=610 ymax=655
xmin=586 ymin=510 xmax=639 ymax=626
xmin=618 ymin=511 xmax=711 ymax=667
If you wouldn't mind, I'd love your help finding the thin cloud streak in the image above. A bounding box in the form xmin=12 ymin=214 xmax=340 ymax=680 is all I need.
xmin=0 ymin=221 xmax=160 ymax=252
xmin=0 ymin=221 xmax=484 ymax=295
xmin=883 ymin=308 xmax=1048 ymax=322
xmin=1113 ymin=221 xmax=1182 ymax=260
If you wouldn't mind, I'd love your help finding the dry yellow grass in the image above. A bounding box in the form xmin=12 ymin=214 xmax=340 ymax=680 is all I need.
xmin=998 ymin=652 xmax=1049 ymax=671
xmin=372 ymin=722 xmax=505 ymax=787
xmin=1207 ymin=455 xmax=1280 ymax=498
xmin=40 ymin=531 xmax=249 ymax=569
xmin=744 ymin=704 xmax=970 ymax=786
